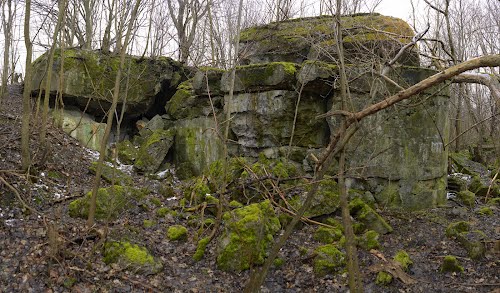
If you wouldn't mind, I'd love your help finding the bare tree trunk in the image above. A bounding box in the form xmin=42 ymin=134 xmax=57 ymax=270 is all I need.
xmin=333 ymin=0 xmax=362 ymax=291
xmin=84 ymin=0 xmax=95 ymax=49
xmin=40 ymin=0 xmax=67 ymax=151
xmin=87 ymin=0 xmax=142 ymax=228
xmin=21 ymin=0 xmax=33 ymax=171
xmin=1 ymin=0 xmax=13 ymax=104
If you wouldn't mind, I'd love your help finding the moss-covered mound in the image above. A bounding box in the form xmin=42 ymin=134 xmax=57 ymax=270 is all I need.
xmin=68 ymin=185 xmax=146 ymax=220
xmin=167 ymin=225 xmax=188 ymax=241
xmin=239 ymin=13 xmax=419 ymax=66
xmin=313 ymin=244 xmax=346 ymax=276
xmin=216 ymin=200 xmax=281 ymax=272
xmin=103 ymin=241 xmax=162 ymax=274
xmin=31 ymin=49 xmax=186 ymax=119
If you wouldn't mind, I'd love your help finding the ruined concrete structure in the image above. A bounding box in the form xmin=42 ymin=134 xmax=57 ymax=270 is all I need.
xmin=31 ymin=13 xmax=450 ymax=210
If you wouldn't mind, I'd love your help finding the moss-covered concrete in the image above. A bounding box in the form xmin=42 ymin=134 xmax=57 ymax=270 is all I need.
xmin=216 ymin=200 xmax=281 ymax=272
xmin=221 ymin=62 xmax=299 ymax=93
xmin=103 ymin=241 xmax=162 ymax=274
xmin=239 ymin=14 xmax=418 ymax=66
xmin=32 ymin=49 xmax=185 ymax=119
xmin=134 ymin=129 xmax=175 ymax=173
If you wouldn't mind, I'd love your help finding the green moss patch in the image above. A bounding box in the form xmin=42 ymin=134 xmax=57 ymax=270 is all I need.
xmin=216 ymin=200 xmax=281 ymax=272
xmin=358 ymin=230 xmax=380 ymax=250
xmin=375 ymin=271 xmax=393 ymax=285
xmin=394 ymin=250 xmax=413 ymax=271
xmin=193 ymin=237 xmax=210 ymax=261
xmin=477 ymin=206 xmax=493 ymax=216
xmin=167 ymin=225 xmax=188 ymax=241
xmin=103 ymin=241 xmax=162 ymax=274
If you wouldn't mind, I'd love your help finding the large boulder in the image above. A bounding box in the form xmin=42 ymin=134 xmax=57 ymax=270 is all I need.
xmin=31 ymin=49 xmax=186 ymax=119
xmin=239 ymin=13 xmax=419 ymax=66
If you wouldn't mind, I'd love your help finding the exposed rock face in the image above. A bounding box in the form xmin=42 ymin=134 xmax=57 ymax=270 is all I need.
xmin=31 ymin=49 xmax=186 ymax=119
xmin=31 ymin=14 xmax=452 ymax=210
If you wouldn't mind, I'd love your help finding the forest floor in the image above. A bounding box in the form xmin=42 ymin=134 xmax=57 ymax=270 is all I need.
xmin=1 ymin=87 xmax=499 ymax=293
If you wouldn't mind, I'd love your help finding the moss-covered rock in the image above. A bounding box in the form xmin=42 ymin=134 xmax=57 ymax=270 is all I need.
xmin=290 ymin=178 xmax=340 ymax=218
xmin=89 ymin=161 xmax=133 ymax=185
xmin=469 ymin=175 xmax=500 ymax=197
xmin=445 ymin=221 xmax=486 ymax=259
xmin=440 ymin=255 xmax=464 ymax=273
xmin=32 ymin=49 xmax=185 ymax=119
xmin=457 ymin=190 xmax=476 ymax=207
xmin=445 ymin=221 xmax=471 ymax=238
xmin=216 ymin=200 xmax=281 ymax=272
xmin=134 ymin=129 xmax=175 ymax=173
xmin=394 ymin=250 xmax=413 ymax=271
xmin=103 ymin=241 xmax=162 ymax=274
xmin=313 ymin=244 xmax=346 ymax=276
xmin=314 ymin=226 xmax=343 ymax=244
xmin=156 ymin=207 xmax=170 ymax=217
xmin=349 ymin=198 xmax=392 ymax=234
xmin=167 ymin=225 xmax=188 ymax=241
xmin=68 ymin=185 xmax=146 ymax=220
